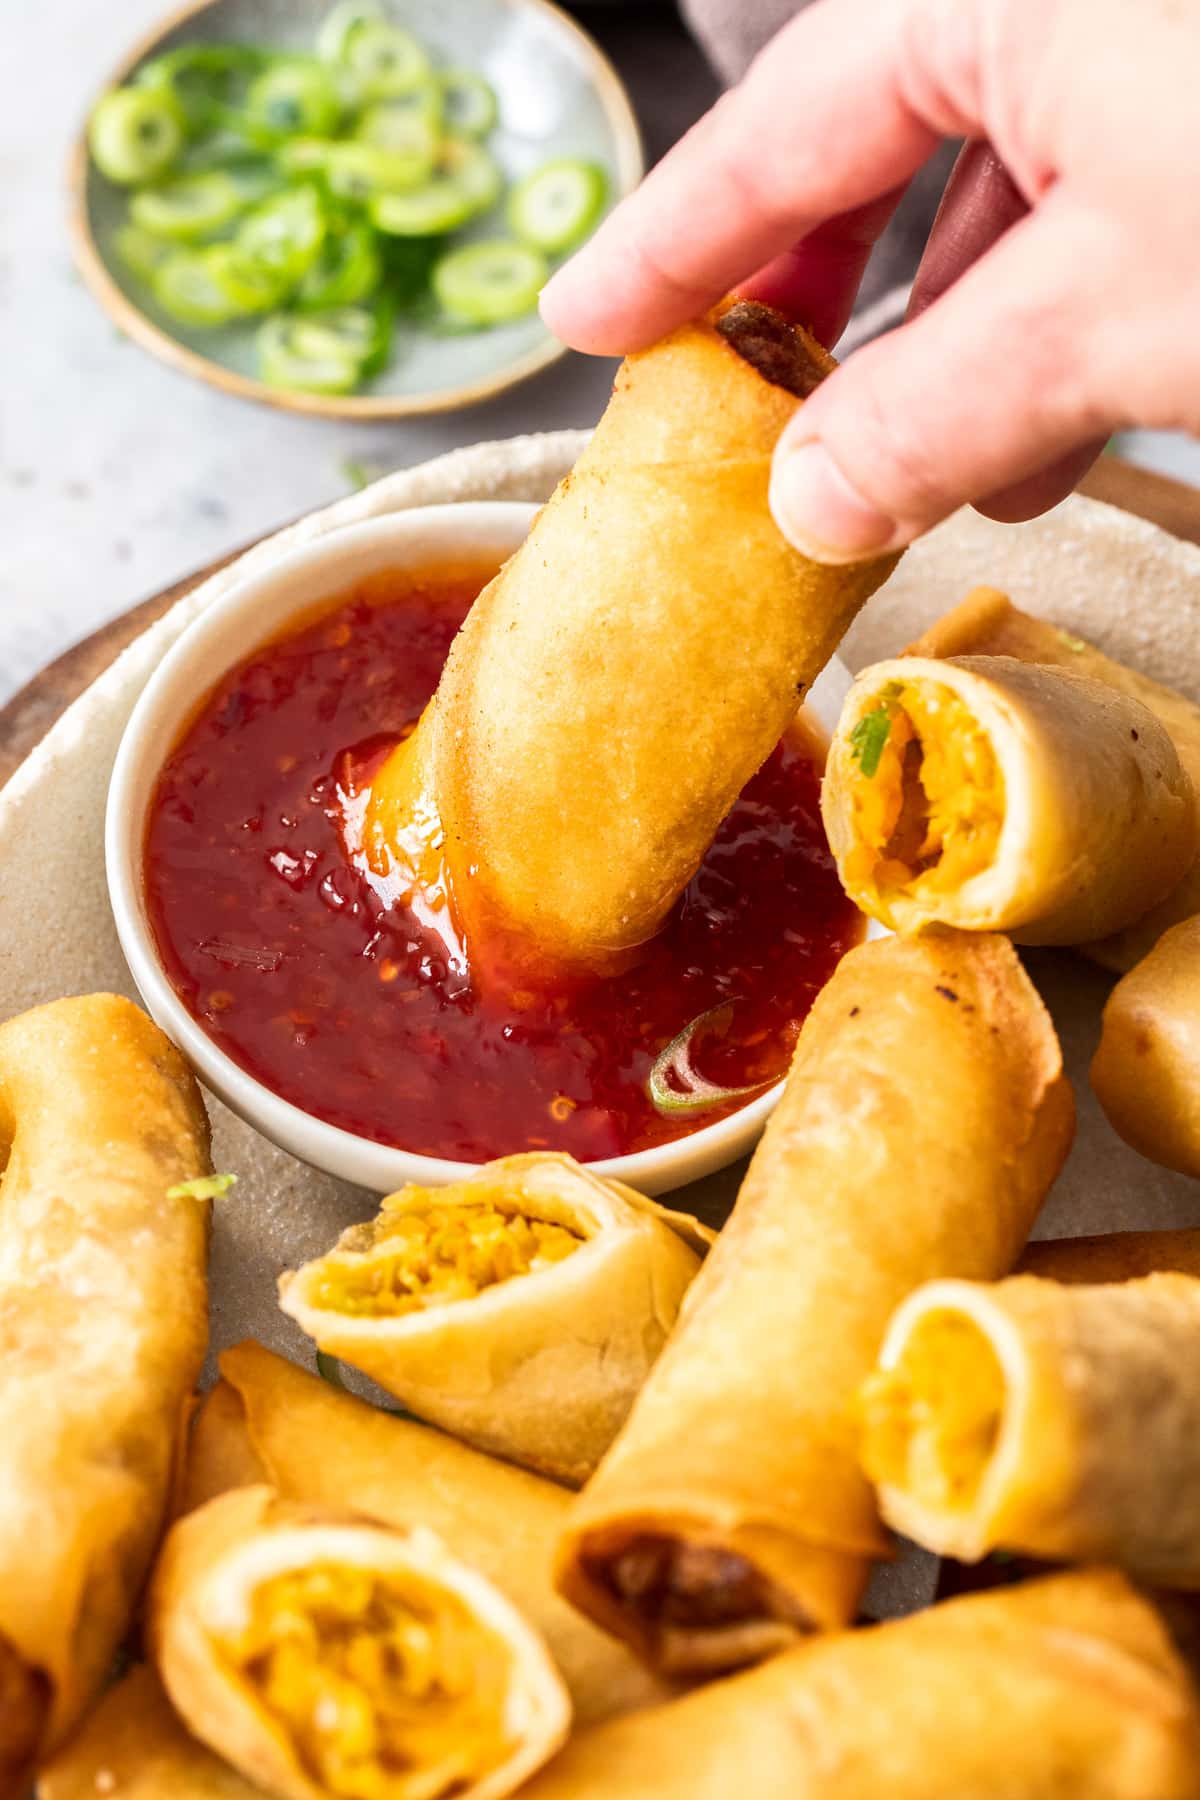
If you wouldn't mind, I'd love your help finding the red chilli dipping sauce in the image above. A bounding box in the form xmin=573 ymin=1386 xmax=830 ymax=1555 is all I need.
xmin=145 ymin=563 xmax=864 ymax=1161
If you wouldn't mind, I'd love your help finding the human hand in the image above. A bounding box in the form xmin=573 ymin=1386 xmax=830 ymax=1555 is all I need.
xmin=540 ymin=0 xmax=1200 ymax=562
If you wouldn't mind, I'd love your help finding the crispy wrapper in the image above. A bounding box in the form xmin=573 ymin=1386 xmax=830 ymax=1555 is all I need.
xmin=359 ymin=300 xmax=898 ymax=976
xmin=909 ymin=587 xmax=1200 ymax=968
xmin=183 ymin=1343 xmax=667 ymax=1725
xmin=822 ymin=654 xmax=1196 ymax=944
xmin=555 ymin=933 xmax=1074 ymax=1675
xmin=148 ymin=1486 xmax=570 ymax=1800
xmin=0 ymin=994 xmax=211 ymax=1787
xmin=863 ymin=1272 xmax=1200 ymax=1575
xmin=1091 ymin=915 xmax=1200 ymax=1178
xmin=278 ymin=1153 xmax=711 ymax=1486
xmin=519 ymin=1571 xmax=1200 ymax=1799
xmin=1022 ymin=1226 xmax=1200 ymax=1283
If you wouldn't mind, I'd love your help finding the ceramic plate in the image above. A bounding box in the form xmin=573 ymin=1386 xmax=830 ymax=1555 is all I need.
xmin=70 ymin=0 xmax=643 ymax=417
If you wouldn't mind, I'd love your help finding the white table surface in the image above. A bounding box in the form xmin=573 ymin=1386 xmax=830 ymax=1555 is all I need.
xmin=4 ymin=1 xmax=1199 ymax=713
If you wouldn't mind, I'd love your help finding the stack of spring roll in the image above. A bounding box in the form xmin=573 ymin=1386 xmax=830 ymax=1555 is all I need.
xmin=13 ymin=300 xmax=1200 ymax=1800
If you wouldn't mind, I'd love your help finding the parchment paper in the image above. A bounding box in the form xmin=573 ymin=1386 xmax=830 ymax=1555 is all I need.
xmin=2 ymin=431 xmax=1197 ymax=1620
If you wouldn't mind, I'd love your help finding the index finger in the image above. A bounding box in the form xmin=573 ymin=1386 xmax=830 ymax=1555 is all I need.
xmin=539 ymin=0 xmax=958 ymax=354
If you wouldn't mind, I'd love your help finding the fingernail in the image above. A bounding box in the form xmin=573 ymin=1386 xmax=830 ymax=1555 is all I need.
xmin=770 ymin=441 xmax=900 ymax=564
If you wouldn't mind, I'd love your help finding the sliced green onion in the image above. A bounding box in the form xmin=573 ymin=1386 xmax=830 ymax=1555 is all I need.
xmin=135 ymin=44 xmax=266 ymax=132
xmin=167 ymin=1172 xmax=237 ymax=1201
xmin=439 ymin=69 xmax=498 ymax=137
xmin=508 ymin=157 xmax=608 ymax=253
xmin=315 ymin=0 xmax=385 ymax=65
xmin=315 ymin=1348 xmax=347 ymax=1388
xmin=246 ymin=57 xmax=341 ymax=141
xmin=129 ymin=170 xmax=244 ymax=241
xmin=370 ymin=180 xmax=476 ymax=237
xmin=437 ymin=137 xmax=502 ymax=213
xmin=432 ymin=239 xmax=546 ymax=324
xmin=296 ymin=221 xmax=381 ymax=310
xmin=237 ymin=185 xmax=327 ymax=283
xmin=646 ymin=1002 xmax=776 ymax=1117
xmin=206 ymin=245 xmax=289 ymax=312
xmin=152 ymin=249 xmax=241 ymax=325
xmin=114 ymin=220 xmax=176 ymax=284
xmin=257 ymin=312 xmax=364 ymax=392
xmin=356 ymin=87 xmax=442 ymax=148
xmin=342 ymin=20 xmax=432 ymax=96
xmin=89 ymin=86 xmax=184 ymax=186
xmin=308 ymin=141 xmax=434 ymax=202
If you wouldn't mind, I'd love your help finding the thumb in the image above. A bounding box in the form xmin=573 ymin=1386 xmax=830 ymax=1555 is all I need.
xmin=768 ymin=198 xmax=1120 ymax=563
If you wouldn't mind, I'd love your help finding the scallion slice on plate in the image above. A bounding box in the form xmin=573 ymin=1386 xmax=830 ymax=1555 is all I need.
xmin=647 ymin=1001 xmax=777 ymax=1117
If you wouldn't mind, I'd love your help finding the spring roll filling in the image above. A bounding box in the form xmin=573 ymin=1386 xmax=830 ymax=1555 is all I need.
xmin=582 ymin=1535 xmax=809 ymax=1662
xmin=843 ymin=682 xmax=1004 ymax=901
xmin=220 ymin=1563 xmax=516 ymax=1800
xmin=307 ymin=1196 xmax=582 ymax=1318
xmin=860 ymin=1310 xmax=1008 ymax=1512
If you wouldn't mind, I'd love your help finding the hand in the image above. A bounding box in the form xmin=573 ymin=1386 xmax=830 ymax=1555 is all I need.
xmin=540 ymin=0 xmax=1200 ymax=562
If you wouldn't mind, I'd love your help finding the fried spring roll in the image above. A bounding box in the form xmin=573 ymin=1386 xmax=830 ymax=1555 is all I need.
xmin=862 ymin=1272 xmax=1200 ymax=1577
xmin=1021 ymin=1226 xmax=1200 ymax=1283
xmin=520 ymin=1571 xmax=1200 ymax=1799
xmin=821 ymin=655 xmax=1196 ymax=943
xmin=555 ymin=933 xmax=1074 ymax=1676
xmin=183 ymin=1344 xmax=667 ymax=1725
xmin=909 ymin=587 xmax=1200 ymax=968
xmin=358 ymin=300 xmax=898 ymax=976
xmin=278 ymin=1154 xmax=711 ymax=1486
xmin=0 ymin=994 xmax=211 ymax=1786
xmin=1091 ymin=915 xmax=1200 ymax=1178
xmin=148 ymin=1486 xmax=570 ymax=1800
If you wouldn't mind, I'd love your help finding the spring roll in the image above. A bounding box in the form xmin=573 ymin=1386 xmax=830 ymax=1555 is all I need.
xmin=522 ymin=1571 xmax=1200 ymax=1799
xmin=0 ymin=993 xmax=211 ymax=1785
xmin=910 ymin=586 xmax=1200 ymax=968
xmin=148 ymin=1486 xmax=569 ymax=1800
xmin=862 ymin=1271 xmax=1200 ymax=1577
xmin=1021 ymin=1226 xmax=1200 ymax=1282
xmin=357 ymin=300 xmax=898 ymax=978
xmin=183 ymin=1343 xmax=667 ymax=1725
xmin=1091 ymin=915 xmax=1200 ymax=1178
xmin=555 ymin=932 xmax=1074 ymax=1676
xmin=278 ymin=1153 xmax=711 ymax=1486
xmin=821 ymin=654 xmax=1196 ymax=943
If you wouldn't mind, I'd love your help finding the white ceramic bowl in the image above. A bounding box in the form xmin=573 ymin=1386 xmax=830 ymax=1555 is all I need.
xmin=108 ymin=502 xmax=862 ymax=1196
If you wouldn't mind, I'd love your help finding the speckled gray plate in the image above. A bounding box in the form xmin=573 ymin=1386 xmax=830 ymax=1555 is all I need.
xmin=70 ymin=0 xmax=643 ymax=418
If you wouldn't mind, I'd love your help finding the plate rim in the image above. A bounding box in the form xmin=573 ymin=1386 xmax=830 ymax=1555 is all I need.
xmin=67 ymin=0 xmax=645 ymax=420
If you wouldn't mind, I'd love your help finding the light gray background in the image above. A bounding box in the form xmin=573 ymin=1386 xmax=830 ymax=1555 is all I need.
xmin=2 ymin=0 xmax=1197 ymax=711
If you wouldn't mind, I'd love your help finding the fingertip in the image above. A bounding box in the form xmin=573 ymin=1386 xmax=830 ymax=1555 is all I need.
xmin=769 ymin=438 xmax=906 ymax=564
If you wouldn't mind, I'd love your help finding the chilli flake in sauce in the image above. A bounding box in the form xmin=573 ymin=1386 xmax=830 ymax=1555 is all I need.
xmin=145 ymin=566 xmax=863 ymax=1161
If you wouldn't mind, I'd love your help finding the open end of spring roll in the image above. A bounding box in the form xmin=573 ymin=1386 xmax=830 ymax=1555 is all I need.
xmin=0 ymin=993 xmax=211 ymax=1774
xmin=556 ymin=932 xmax=1074 ymax=1677
xmin=519 ymin=1570 xmax=1200 ymax=1800
xmin=150 ymin=1486 xmax=570 ymax=1800
xmin=355 ymin=300 xmax=899 ymax=981
xmin=822 ymin=654 xmax=1196 ymax=943
xmin=909 ymin=587 xmax=1200 ymax=969
xmin=182 ymin=1343 xmax=669 ymax=1727
xmin=1091 ymin=915 xmax=1200 ymax=1179
xmin=862 ymin=1272 xmax=1200 ymax=1577
xmin=279 ymin=1153 xmax=710 ymax=1486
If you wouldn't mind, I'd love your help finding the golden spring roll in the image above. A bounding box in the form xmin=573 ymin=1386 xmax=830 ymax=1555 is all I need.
xmin=1091 ymin=915 xmax=1200 ymax=1178
xmin=148 ymin=1486 xmax=569 ymax=1800
xmin=278 ymin=1153 xmax=711 ymax=1486
xmin=519 ymin=1571 xmax=1200 ymax=1799
xmin=39 ymin=1664 xmax=263 ymax=1800
xmin=862 ymin=1271 xmax=1200 ymax=1577
xmin=358 ymin=300 xmax=898 ymax=976
xmin=0 ymin=994 xmax=211 ymax=1785
xmin=555 ymin=932 xmax=1074 ymax=1676
xmin=183 ymin=1343 xmax=668 ymax=1725
xmin=910 ymin=586 xmax=1200 ymax=968
xmin=1021 ymin=1226 xmax=1200 ymax=1282
xmin=821 ymin=654 xmax=1196 ymax=943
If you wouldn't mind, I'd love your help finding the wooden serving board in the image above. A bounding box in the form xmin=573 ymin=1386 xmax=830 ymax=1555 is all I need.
xmin=3 ymin=455 xmax=1199 ymax=790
